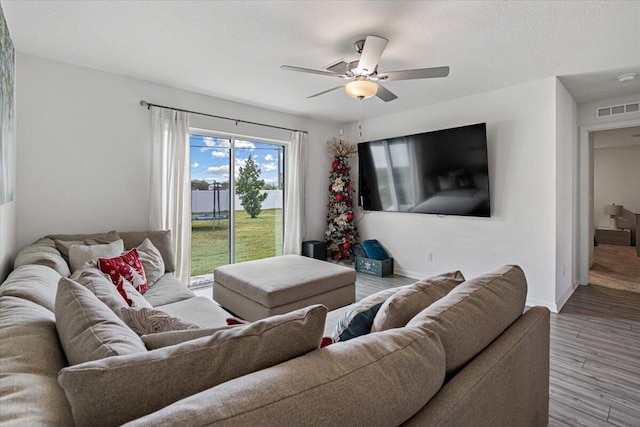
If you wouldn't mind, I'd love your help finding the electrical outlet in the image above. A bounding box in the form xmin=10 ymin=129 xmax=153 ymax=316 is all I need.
xmin=427 ymin=252 xmax=434 ymax=262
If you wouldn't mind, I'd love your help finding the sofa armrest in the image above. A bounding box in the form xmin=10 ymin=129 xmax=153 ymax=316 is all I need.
xmin=403 ymin=306 xmax=550 ymax=427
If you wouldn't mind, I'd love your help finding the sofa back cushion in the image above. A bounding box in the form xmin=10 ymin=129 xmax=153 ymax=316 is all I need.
xmin=371 ymin=270 xmax=465 ymax=332
xmin=0 ymin=264 xmax=62 ymax=312
xmin=58 ymin=304 xmax=327 ymax=427
xmin=128 ymin=326 xmax=446 ymax=427
xmin=407 ymin=265 xmax=527 ymax=375
xmin=0 ymin=296 xmax=74 ymax=425
xmin=120 ymin=230 xmax=175 ymax=273
xmin=50 ymin=230 xmax=121 ymax=264
xmin=13 ymin=238 xmax=71 ymax=277
xmin=55 ymin=278 xmax=146 ymax=365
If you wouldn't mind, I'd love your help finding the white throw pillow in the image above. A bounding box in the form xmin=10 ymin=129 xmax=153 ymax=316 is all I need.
xmin=68 ymin=239 xmax=124 ymax=273
xmin=135 ymin=238 xmax=165 ymax=286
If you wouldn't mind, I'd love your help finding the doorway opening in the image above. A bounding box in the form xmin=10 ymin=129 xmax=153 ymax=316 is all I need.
xmin=578 ymin=120 xmax=640 ymax=293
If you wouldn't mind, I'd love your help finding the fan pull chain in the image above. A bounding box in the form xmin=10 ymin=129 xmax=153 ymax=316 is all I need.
xmin=358 ymin=99 xmax=363 ymax=138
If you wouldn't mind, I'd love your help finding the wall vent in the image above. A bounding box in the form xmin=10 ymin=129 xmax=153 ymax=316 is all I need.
xmin=596 ymin=101 xmax=640 ymax=118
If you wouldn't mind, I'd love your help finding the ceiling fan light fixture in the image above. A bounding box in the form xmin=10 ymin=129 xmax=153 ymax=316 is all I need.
xmin=345 ymin=80 xmax=378 ymax=99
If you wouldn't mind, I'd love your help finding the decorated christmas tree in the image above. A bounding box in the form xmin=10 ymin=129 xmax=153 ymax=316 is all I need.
xmin=325 ymin=138 xmax=359 ymax=261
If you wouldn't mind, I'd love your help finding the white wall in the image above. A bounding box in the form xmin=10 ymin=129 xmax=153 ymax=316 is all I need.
xmin=345 ymin=78 xmax=560 ymax=309
xmin=577 ymin=93 xmax=640 ymax=127
xmin=0 ymin=46 xmax=17 ymax=282
xmin=15 ymin=54 xmax=337 ymax=250
xmin=554 ymin=79 xmax=578 ymax=308
xmin=0 ymin=201 xmax=15 ymax=281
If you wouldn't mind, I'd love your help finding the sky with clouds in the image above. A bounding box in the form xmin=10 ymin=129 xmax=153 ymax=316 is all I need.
xmin=190 ymin=134 xmax=283 ymax=187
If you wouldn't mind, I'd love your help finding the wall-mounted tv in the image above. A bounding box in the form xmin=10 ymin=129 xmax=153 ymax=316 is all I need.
xmin=358 ymin=123 xmax=490 ymax=217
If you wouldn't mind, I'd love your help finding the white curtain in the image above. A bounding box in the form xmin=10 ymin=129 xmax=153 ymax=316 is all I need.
xmin=149 ymin=107 xmax=191 ymax=285
xmin=283 ymin=131 xmax=307 ymax=255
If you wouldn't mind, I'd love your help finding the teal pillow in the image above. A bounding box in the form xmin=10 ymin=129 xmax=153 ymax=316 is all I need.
xmin=333 ymin=287 xmax=400 ymax=342
xmin=361 ymin=239 xmax=389 ymax=260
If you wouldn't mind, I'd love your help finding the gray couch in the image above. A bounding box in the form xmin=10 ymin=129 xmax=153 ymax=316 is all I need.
xmin=0 ymin=230 xmax=550 ymax=426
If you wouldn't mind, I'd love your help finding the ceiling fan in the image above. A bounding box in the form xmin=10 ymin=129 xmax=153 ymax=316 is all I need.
xmin=281 ymin=35 xmax=450 ymax=102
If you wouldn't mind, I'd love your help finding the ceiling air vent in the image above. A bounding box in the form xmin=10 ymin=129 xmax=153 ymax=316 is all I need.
xmin=596 ymin=101 xmax=640 ymax=118
xmin=324 ymin=59 xmax=349 ymax=75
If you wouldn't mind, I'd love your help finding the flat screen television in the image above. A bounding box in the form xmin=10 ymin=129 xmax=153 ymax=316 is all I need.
xmin=358 ymin=123 xmax=490 ymax=217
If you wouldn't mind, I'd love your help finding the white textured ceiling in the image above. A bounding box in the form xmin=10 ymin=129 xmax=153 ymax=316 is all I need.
xmin=3 ymin=0 xmax=640 ymax=123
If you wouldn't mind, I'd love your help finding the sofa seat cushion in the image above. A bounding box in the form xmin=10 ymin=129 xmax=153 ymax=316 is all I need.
xmin=55 ymin=278 xmax=146 ymax=365
xmin=371 ymin=270 xmax=465 ymax=332
xmin=407 ymin=265 xmax=527 ymax=375
xmin=156 ymin=296 xmax=231 ymax=329
xmin=0 ymin=296 xmax=74 ymax=425
xmin=125 ymin=326 xmax=446 ymax=427
xmin=214 ymin=255 xmax=355 ymax=308
xmin=0 ymin=264 xmax=62 ymax=312
xmin=13 ymin=238 xmax=71 ymax=277
xmin=58 ymin=305 xmax=327 ymax=427
xmin=143 ymin=273 xmax=195 ymax=307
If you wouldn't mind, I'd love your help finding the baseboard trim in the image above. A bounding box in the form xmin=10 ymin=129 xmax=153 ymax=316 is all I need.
xmin=555 ymin=281 xmax=579 ymax=312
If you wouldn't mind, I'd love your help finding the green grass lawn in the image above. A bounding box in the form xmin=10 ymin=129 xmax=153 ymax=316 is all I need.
xmin=191 ymin=208 xmax=283 ymax=276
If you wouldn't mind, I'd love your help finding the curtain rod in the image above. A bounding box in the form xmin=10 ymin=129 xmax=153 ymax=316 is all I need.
xmin=139 ymin=100 xmax=308 ymax=135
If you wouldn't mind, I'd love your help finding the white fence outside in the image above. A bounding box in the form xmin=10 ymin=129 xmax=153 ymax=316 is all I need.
xmin=191 ymin=190 xmax=283 ymax=214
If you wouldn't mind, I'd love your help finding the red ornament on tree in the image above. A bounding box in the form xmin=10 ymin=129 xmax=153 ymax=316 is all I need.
xmin=342 ymin=242 xmax=351 ymax=250
xmin=346 ymin=213 xmax=354 ymax=221
xmin=335 ymin=193 xmax=344 ymax=201
xmin=332 ymin=160 xmax=340 ymax=169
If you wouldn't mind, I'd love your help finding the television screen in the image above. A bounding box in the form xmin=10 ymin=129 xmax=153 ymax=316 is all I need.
xmin=358 ymin=123 xmax=490 ymax=217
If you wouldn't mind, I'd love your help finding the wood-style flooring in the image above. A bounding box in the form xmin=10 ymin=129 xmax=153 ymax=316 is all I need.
xmin=357 ymin=273 xmax=640 ymax=427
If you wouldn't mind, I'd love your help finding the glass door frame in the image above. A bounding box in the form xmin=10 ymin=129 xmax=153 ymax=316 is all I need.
xmin=190 ymin=127 xmax=287 ymax=266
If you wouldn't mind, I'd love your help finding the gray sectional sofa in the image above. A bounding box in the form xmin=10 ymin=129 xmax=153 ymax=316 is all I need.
xmin=0 ymin=230 xmax=550 ymax=426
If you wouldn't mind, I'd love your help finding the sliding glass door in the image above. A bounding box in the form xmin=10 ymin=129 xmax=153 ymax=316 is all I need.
xmin=189 ymin=132 xmax=284 ymax=285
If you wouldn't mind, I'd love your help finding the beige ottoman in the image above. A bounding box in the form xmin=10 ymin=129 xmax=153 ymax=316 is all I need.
xmin=213 ymin=255 xmax=356 ymax=321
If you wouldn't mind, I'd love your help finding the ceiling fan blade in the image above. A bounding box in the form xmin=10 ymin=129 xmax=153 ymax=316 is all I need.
xmin=375 ymin=83 xmax=398 ymax=102
xmin=378 ymin=66 xmax=450 ymax=81
xmin=356 ymin=35 xmax=388 ymax=75
xmin=281 ymin=65 xmax=346 ymax=78
xmin=306 ymin=85 xmax=345 ymax=99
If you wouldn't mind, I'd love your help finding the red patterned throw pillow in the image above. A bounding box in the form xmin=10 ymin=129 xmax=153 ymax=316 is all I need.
xmin=98 ymin=249 xmax=149 ymax=306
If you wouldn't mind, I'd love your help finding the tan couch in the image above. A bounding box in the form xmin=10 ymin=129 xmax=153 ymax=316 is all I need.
xmin=0 ymin=231 xmax=550 ymax=426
